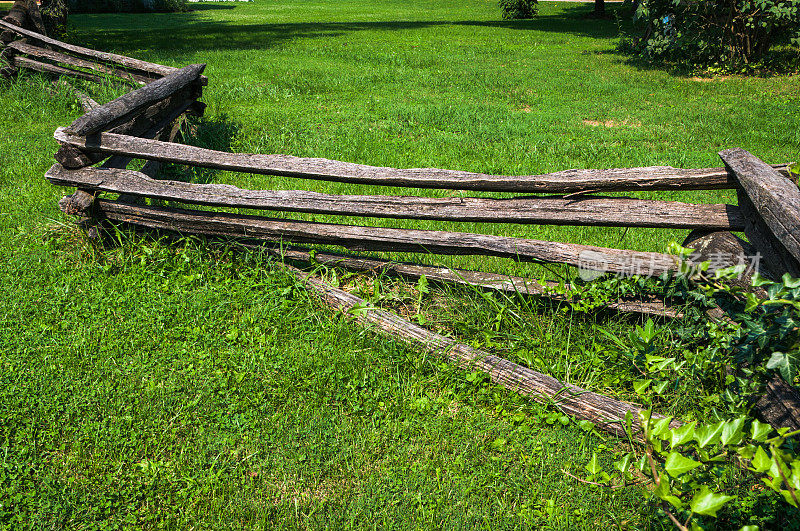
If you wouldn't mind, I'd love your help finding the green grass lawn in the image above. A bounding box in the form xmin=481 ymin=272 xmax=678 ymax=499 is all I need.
xmin=1 ymin=0 xmax=799 ymax=528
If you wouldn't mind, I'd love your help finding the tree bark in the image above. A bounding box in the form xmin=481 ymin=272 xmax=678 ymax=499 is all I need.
xmin=52 ymin=128 xmax=784 ymax=194
xmin=46 ymin=164 xmax=745 ymax=230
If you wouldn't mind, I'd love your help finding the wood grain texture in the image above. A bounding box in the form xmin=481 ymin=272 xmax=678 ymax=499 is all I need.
xmin=284 ymin=262 xmax=678 ymax=440
xmin=2 ymin=2 xmax=26 ymax=27
xmin=55 ymin=90 xmax=200 ymax=169
xmin=15 ymin=55 xmax=105 ymax=83
xmin=53 ymin=129 xmax=764 ymax=194
xmin=86 ymin=198 xmax=682 ymax=277
xmin=64 ymin=63 xmax=205 ymax=136
xmin=752 ymin=376 xmax=800 ymax=431
xmin=46 ymin=164 xmax=745 ymax=230
xmin=682 ymin=230 xmax=773 ymax=289
xmin=721 ymin=148 xmax=800 ymax=266
xmin=0 ymin=18 xmax=180 ymax=79
xmin=262 ymin=246 xmax=681 ymax=318
xmin=735 ymin=190 xmax=800 ymax=278
xmin=8 ymin=40 xmax=149 ymax=84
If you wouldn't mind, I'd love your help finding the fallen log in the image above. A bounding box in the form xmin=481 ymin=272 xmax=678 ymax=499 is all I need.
xmin=0 ymin=18 xmax=184 ymax=80
xmin=682 ymin=229 xmax=774 ymax=289
xmin=83 ymin=197 xmax=682 ymax=277
xmin=63 ymin=63 xmax=205 ymax=136
xmin=8 ymin=40 xmax=149 ymax=84
xmin=259 ymin=246 xmax=682 ymax=318
xmin=21 ymin=0 xmax=45 ymax=35
xmin=56 ymin=88 xmax=201 ymax=168
xmin=720 ymin=148 xmax=800 ymax=276
xmin=51 ymin=128 xmax=785 ymax=193
xmin=14 ymin=55 xmax=107 ymax=83
xmin=283 ymin=262 xmax=677 ymax=440
xmin=44 ymin=164 xmax=745 ymax=230
xmin=3 ymin=1 xmax=27 ymax=28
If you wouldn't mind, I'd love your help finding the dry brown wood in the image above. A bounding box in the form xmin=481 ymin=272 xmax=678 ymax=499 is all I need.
xmin=64 ymin=63 xmax=205 ymax=136
xmin=752 ymin=376 xmax=800 ymax=431
xmin=82 ymin=197 xmax=683 ymax=276
xmin=22 ymin=0 xmax=45 ymax=35
xmin=257 ymin=246 xmax=682 ymax=318
xmin=721 ymin=148 xmax=800 ymax=268
xmin=44 ymin=164 xmax=745 ymax=230
xmin=56 ymin=90 xmax=200 ymax=169
xmin=3 ymin=1 xmax=27 ymax=27
xmin=282 ymin=262 xmax=676 ymax=440
xmin=14 ymin=55 xmax=106 ymax=83
xmin=1 ymin=30 xmax=18 ymax=44
xmin=682 ymin=230 xmax=773 ymax=290
xmin=736 ymin=190 xmax=800 ymax=278
xmin=8 ymin=40 xmax=149 ymax=84
xmin=0 ymin=18 xmax=181 ymax=80
xmin=51 ymin=129 xmax=781 ymax=194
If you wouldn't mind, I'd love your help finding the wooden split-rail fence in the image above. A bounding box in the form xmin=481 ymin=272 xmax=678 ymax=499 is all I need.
xmin=4 ymin=5 xmax=800 ymax=437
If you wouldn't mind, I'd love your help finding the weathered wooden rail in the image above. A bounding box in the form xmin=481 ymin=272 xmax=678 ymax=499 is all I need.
xmin=5 ymin=3 xmax=800 ymax=436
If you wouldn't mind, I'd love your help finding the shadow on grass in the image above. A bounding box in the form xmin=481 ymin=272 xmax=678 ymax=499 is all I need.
xmin=72 ymin=4 xmax=627 ymax=61
xmin=160 ymin=113 xmax=241 ymax=184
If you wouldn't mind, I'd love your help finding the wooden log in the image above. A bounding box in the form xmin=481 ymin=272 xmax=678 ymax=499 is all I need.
xmin=58 ymin=189 xmax=95 ymax=215
xmin=55 ymin=89 xmax=200 ymax=168
xmin=44 ymin=164 xmax=746 ymax=230
xmin=720 ymin=148 xmax=800 ymax=270
xmin=3 ymin=2 xmax=27 ymax=28
xmin=0 ymin=18 xmax=185 ymax=81
xmin=51 ymin=128 xmax=789 ymax=193
xmin=84 ymin=197 xmax=683 ymax=277
xmin=1 ymin=30 xmax=18 ymax=44
xmin=736 ymin=190 xmax=800 ymax=279
xmin=8 ymin=41 xmax=149 ymax=84
xmin=259 ymin=246 xmax=682 ymax=318
xmin=64 ymin=63 xmax=205 ymax=136
xmin=22 ymin=0 xmax=46 ymax=35
xmin=14 ymin=55 xmax=106 ymax=83
xmin=282 ymin=262 xmax=677 ymax=440
xmin=682 ymin=230 xmax=775 ymax=288
xmin=752 ymin=376 xmax=800 ymax=431
xmin=0 ymin=44 xmax=16 ymax=68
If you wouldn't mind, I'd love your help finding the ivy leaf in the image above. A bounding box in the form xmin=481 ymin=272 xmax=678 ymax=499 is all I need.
xmin=653 ymin=380 xmax=670 ymax=395
xmin=695 ymin=421 xmax=724 ymax=448
xmin=614 ymin=453 xmax=632 ymax=474
xmin=689 ymin=486 xmax=735 ymax=517
xmin=721 ymin=417 xmax=746 ymax=446
xmin=750 ymin=446 xmax=772 ymax=473
xmin=766 ymin=351 xmax=799 ymax=383
xmin=652 ymin=416 xmax=674 ymax=440
xmin=662 ymin=495 xmax=684 ymax=510
xmin=781 ymin=489 xmax=800 ymax=508
xmin=665 ymin=451 xmax=702 ymax=477
xmin=585 ymin=452 xmax=602 ymax=475
xmin=633 ymin=379 xmax=652 ymax=395
xmin=670 ymin=421 xmax=696 ymax=448
xmin=750 ymin=420 xmax=772 ymax=443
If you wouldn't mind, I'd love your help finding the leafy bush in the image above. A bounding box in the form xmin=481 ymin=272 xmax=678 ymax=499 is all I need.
xmin=629 ymin=0 xmax=800 ymax=71
xmin=499 ymin=0 xmax=538 ymax=20
xmin=567 ymin=266 xmax=800 ymax=529
xmin=67 ymin=0 xmax=188 ymax=12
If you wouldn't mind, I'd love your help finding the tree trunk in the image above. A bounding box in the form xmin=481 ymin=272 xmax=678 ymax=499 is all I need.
xmin=593 ymin=0 xmax=606 ymax=17
xmin=39 ymin=0 xmax=68 ymax=37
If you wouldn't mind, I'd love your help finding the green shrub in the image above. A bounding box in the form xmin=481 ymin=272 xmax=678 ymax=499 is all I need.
xmin=67 ymin=0 xmax=188 ymax=13
xmin=499 ymin=0 xmax=538 ymax=20
xmin=630 ymin=0 xmax=800 ymax=71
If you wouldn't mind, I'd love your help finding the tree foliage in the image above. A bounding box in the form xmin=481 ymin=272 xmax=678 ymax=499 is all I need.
xmin=630 ymin=0 xmax=800 ymax=71
xmin=499 ymin=0 xmax=538 ymax=20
